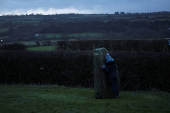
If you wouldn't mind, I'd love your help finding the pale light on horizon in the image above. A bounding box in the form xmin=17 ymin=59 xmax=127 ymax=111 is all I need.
xmin=0 ymin=0 xmax=170 ymax=16
xmin=0 ymin=7 xmax=103 ymax=16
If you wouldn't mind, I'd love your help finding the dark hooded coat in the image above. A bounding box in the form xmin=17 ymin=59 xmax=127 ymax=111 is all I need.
xmin=104 ymin=61 xmax=117 ymax=84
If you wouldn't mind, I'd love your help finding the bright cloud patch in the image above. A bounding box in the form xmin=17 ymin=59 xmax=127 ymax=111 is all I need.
xmin=0 ymin=7 xmax=101 ymax=15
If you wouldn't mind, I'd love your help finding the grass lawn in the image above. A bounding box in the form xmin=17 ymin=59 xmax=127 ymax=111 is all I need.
xmin=27 ymin=46 xmax=56 ymax=51
xmin=0 ymin=85 xmax=169 ymax=113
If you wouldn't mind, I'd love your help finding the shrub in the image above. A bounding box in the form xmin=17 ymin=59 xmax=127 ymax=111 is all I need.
xmin=35 ymin=41 xmax=40 ymax=46
xmin=0 ymin=43 xmax=27 ymax=50
xmin=0 ymin=50 xmax=169 ymax=92
xmin=57 ymin=39 xmax=169 ymax=52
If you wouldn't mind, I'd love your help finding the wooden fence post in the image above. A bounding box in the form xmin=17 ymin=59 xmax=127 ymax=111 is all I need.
xmin=93 ymin=48 xmax=115 ymax=99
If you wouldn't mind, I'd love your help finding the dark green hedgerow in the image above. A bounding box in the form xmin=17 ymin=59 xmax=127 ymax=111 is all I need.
xmin=109 ymin=51 xmax=170 ymax=92
xmin=0 ymin=50 xmax=94 ymax=87
xmin=0 ymin=43 xmax=27 ymax=50
xmin=57 ymin=39 xmax=170 ymax=52
xmin=0 ymin=50 xmax=170 ymax=92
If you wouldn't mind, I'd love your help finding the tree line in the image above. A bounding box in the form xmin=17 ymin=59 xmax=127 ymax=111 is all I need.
xmin=1 ymin=19 xmax=169 ymax=41
xmin=0 ymin=12 xmax=170 ymax=42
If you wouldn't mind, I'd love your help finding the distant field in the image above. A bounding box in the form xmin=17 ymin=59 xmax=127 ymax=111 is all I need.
xmin=0 ymin=36 xmax=9 ymax=39
xmin=0 ymin=28 xmax=9 ymax=32
xmin=17 ymin=41 xmax=36 ymax=45
xmin=22 ymin=21 xmax=41 ymax=24
xmin=44 ymin=33 xmax=103 ymax=38
xmin=12 ymin=27 xmax=18 ymax=30
xmin=10 ymin=20 xmax=41 ymax=24
xmin=27 ymin=46 xmax=56 ymax=51
xmin=71 ymin=33 xmax=103 ymax=37
xmin=0 ymin=21 xmax=4 ymax=25
xmin=43 ymin=34 xmax=61 ymax=38
xmin=0 ymin=27 xmax=18 ymax=33
xmin=131 ymin=19 xmax=170 ymax=22
xmin=1 ymin=40 xmax=58 ymax=47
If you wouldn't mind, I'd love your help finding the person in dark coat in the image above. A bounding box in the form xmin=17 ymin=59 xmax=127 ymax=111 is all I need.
xmin=100 ymin=53 xmax=119 ymax=98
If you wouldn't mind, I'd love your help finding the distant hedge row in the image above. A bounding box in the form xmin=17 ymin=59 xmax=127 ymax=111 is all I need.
xmin=0 ymin=50 xmax=170 ymax=92
xmin=0 ymin=43 xmax=27 ymax=50
xmin=58 ymin=39 xmax=170 ymax=52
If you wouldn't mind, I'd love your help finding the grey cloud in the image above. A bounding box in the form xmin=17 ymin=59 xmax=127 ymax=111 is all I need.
xmin=0 ymin=0 xmax=170 ymax=15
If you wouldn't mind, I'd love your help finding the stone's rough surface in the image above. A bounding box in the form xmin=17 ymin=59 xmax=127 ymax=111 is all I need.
xmin=93 ymin=48 xmax=115 ymax=99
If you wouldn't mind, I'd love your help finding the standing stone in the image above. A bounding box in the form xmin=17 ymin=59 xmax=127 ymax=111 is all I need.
xmin=93 ymin=48 xmax=115 ymax=99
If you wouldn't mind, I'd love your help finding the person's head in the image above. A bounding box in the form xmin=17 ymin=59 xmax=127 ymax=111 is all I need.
xmin=105 ymin=53 xmax=115 ymax=64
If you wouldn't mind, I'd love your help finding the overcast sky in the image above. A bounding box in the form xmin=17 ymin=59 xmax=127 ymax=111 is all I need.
xmin=0 ymin=0 xmax=170 ymax=15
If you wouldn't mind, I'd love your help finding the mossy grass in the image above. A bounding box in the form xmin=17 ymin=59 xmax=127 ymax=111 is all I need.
xmin=0 ymin=85 xmax=170 ymax=113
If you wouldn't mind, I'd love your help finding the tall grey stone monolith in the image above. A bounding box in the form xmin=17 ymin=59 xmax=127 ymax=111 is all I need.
xmin=93 ymin=48 xmax=115 ymax=99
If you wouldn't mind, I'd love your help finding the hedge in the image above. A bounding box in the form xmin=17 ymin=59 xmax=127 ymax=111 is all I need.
xmin=0 ymin=43 xmax=27 ymax=50
xmin=0 ymin=50 xmax=170 ymax=92
xmin=57 ymin=39 xmax=170 ymax=52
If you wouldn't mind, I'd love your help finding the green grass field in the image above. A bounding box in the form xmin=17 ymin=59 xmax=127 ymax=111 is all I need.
xmin=0 ymin=28 xmax=9 ymax=32
xmin=43 ymin=33 xmax=103 ymax=38
xmin=0 ymin=27 xmax=18 ymax=33
xmin=22 ymin=21 xmax=41 ymax=24
xmin=0 ymin=85 xmax=169 ymax=113
xmin=70 ymin=33 xmax=103 ymax=37
xmin=43 ymin=34 xmax=61 ymax=38
xmin=0 ymin=36 xmax=9 ymax=39
xmin=27 ymin=46 xmax=56 ymax=51
xmin=17 ymin=41 xmax=37 ymax=45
